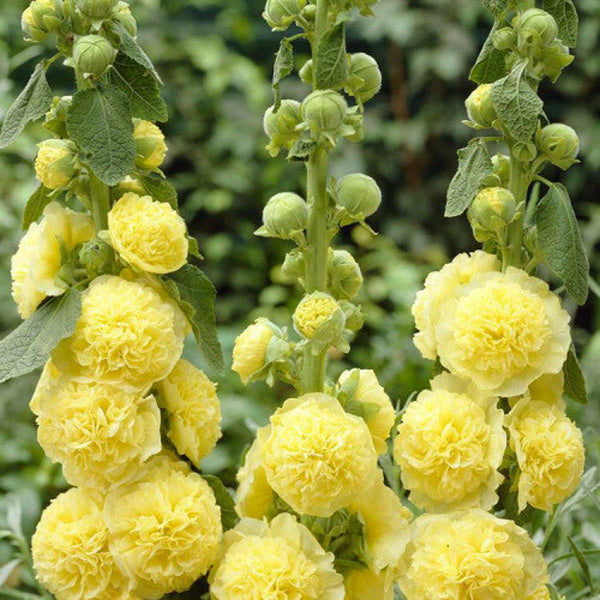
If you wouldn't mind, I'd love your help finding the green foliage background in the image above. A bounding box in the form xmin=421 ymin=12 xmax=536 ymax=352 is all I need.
xmin=1 ymin=0 xmax=599 ymax=595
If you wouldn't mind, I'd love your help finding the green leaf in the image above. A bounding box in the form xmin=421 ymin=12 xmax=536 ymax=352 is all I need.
xmin=534 ymin=183 xmax=589 ymax=304
xmin=470 ymin=23 xmax=510 ymax=84
xmin=202 ymin=474 xmax=239 ymax=531
xmin=112 ymin=22 xmax=163 ymax=84
xmin=563 ymin=346 xmax=589 ymax=405
xmin=162 ymin=264 xmax=223 ymax=374
xmin=0 ymin=63 xmax=53 ymax=149
xmin=0 ymin=289 xmax=81 ymax=384
xmin=542 ymin=0 xmax=578 ymax=47
xmin=67 ymin=86 xmax=136 ymax=186
xmin=272 ymin=38 xmax=294 ymax=110
xmin=0 ymin=559 xmax=21 ymax=587
xmin=187 ymin=235 xmax=203 ymax=260
xmin=315 ymin=22 xmax=348 ymax=90
xmin=139 ymin=173 xmax=178 ymax=208
xmin=445 ymin=139 xmax=492 ymax=217
xmin=481 ymin=0 xmax=510 ymax=17
xmin=21 ymin=184 xmax=52 ymax=230
xmin=107 ymin=52 xmax=168 ymax=122
xmin=567 ymin=535 xmax=594 ymax=592
xmin=287 ymin=139 xmax=317 ymax=161
xmin=492 ymin=60 xmax=543 ymax=142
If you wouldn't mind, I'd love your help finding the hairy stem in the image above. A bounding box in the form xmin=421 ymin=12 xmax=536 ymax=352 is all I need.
xmin=506 ymin=157 xmax=530 ymax=268
xmin=89 ymin=173 xmax=110 ymax=232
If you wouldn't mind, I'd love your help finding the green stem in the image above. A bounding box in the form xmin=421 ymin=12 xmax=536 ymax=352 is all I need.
xmin=89 ymin=173 xmax=110 ymax=232
xmin=506 ymin=157 xmax=530 ymax=268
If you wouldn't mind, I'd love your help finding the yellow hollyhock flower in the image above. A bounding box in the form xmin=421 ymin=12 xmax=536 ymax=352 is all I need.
xmin=344 ymin=567 xmax=396 ymax=600
xmin=133 ymin=119 xmax=167 ymax=170
xmin=435 ymin=267 xmax=570 ymax=396
xmin=32 ymin=488 xmax=135 ymax=600
xmin=235 ymin=436 xmax=274 ymax=519
xmin=29 ymin=359 xmax=60 ymax=416
xmin=156 ymin=358 xmax=222 ymax=468
xmin=34 ymin=139 xmax=77 ymax=189
xmin=231 ymin=319 xmax=274 ymax=384
xmin=293 ymin=292 xmax=342 ymax=338
xmin=108 ymin=193 xmax=188 ymax=274
xmin=209 ymin=512 xmax=344 ymax=599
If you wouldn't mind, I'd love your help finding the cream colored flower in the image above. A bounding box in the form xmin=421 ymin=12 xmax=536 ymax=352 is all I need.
xmin=394 ymin=374 xmax=505 ymax=512
xmin=36 ymin=378 xmax=161 ymax=489
xmin=506 ymin=397 xmax=584 ymax=511
xmin=29 ymin=359 xmax=60 ymax=416
xmin=337 ymin=368 xmax=395 ymax=454
xmin=133 ymin=120 xmax=167 ymax=170
xmin=436 ymin=267 xmax=571 ymax=396
xmin=108 ymin=193 xmax=188 ymax=274
xmin=52 ymin=275 xmax=187 ymax=391
xmin=209 ymin=513 xmax=344 ymax=600
xmin=259 ymin=393 xmax=378 ymax=517
xmin=232 ymin=319 xmax=274 ymax=384
xmin=398 ymin=510 xmax=548 ymax=600
xmin=294 ymin=293 xmax=341 ymax=338
xmin=156 ymin=358 xmax=221 ymax=468
xmin=32 ymin=488 xmax=134 ymax=600
xmin=235 ymin=436 xmax=274 ymax=519
xmin=344 ymin=567 xmax=396 ymax=600
xmin=412 ymin=250 xmax=499 ymax=360
xmin=11 ymin=202 xmax=94 ymax=318
xmin=104 ymin=454 xmax=222 ymax=599
xmin=34 ymin=139 xmax=77 ymax=189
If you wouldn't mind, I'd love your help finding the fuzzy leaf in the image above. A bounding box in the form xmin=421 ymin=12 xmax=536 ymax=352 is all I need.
xmin=567 ymin=536 xmax=594 ymax=591
xmin=481 ymin=0 xmax=510 ymax=17
xmin=492 ymin=60 xmax=543 ymax=142
xmin=112 ymin=22 xmax=163 ymax=84
xmin=108 ymin=53 xmax=167 ymax=122
xmin=0 ymin=289 xmax=81 ymax=384
xmin=139 ymin=173 xmax=178 ymax=208
xmin=272 ymin=38 xmax=294 ymax=110
xmin=315 ymin=22 xmax=348 ymax=90
xmin=563 ymin=346 xmax=588 ymax=405
xmin=22 ymin=184 xmax=52 ymax=230
xmin=534 ymin=183 xmax=589 ymax=305
xmin=445 ymin=139 xmax=492 ymax=217
xmin=202 ymin=475 xmax=239 ymax=531
xmin=542 ymin=0 xmax=578 ymax=47
xmin=67 ymin=86 xmax=136 ymax=186
xmin=0 ymin=63 xmax=52 ymax=148
xmin=470 ymin=23 xmax=510 ymax=84
xmin=287 ymin=139 xmax=317 ymax=161
xmin=162 ymin=265 xmax=223 ymax=374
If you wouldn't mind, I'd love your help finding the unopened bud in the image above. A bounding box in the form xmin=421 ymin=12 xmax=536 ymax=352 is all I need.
xmin=35 ymin=139 xmax=78 ymax=189
xmin=300 ymin=4 xmax=316 ymax=22
xmin=299 ymin=59 xmax=313 ymax=85
xmin=492 ymin=27 xmax=517 ymax=51
xmin=76 ymin=0 xmax=117 ymax=20
xmin=256 ymin=192 xmax=308 ymax=241
xmin=133 ymin=119 xmax=167 ymax=171
xmin=533 ymin=42 xmax=574 ymax=82
xmin=263 ymin=100 xmax=302 ymax=156
xmin=536 ymin=123 xmax=579 ymax=170
xmin=302 ymin=90 xmax=348 ymax=135
xmin=79 ymin=239 xmax=115 ymax=277
xmin=232 ymin=319 xmax=276 ymax=385
xmin=339 ymin=300 xmax=364 ymax=333
xmin=336 ymin=173 xmax=382 ymax=222
xmin=293 ymin=292 xmax=345 ymax=341
xmin=22 ymin=0 xmax=62 ymax=41
xmin=73 ymin=34 xmax=117 ymax=77
xmin=281 ymin=248 xmax=306 ymax=282
xmin=512 ymin=141 xmax=537 ymax=163
xmin=468 ymin=187 xmax=517 ymax=242
xmin=517 ymin=8 xmax=558 ymax=47
xmin=491 ymin=154 xmax=511 ymax=188
xmin=44 ymin=96 xmax=72 ymax=138
xmin=113 ymin=1 xmax=137 ymax=35
xmin=465 ymin=84 xmax=497 ymax=129
xmin=328 ymin=250 xmax=363 ymax=300
xmin=346 ymin=53 xmax=382 ymax=103
xmin=263 ymin=0 xmax=307 ymax=31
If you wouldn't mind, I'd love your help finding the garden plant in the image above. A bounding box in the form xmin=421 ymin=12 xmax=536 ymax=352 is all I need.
xmin=0 ymin=0 xmax=598 ymax=598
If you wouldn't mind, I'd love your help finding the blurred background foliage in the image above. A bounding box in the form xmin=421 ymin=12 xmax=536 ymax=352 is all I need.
xmin=1 ymin=0 xmax=600 ymax=596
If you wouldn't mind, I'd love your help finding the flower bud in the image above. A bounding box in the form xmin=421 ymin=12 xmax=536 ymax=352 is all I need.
xmin=263 ymin=100 xmax=302 ymax=157
xmin=232 ymin=319 xmax=276 ymax=385
xmin=35 ymin=139 xmax=78 ymax=189
xmin=517 ymin=8 xmax=558 ymax=47
xmin=73 ymin=34 xmax=117 ymax=77
xmin=491 ymin=154 xmax=511 ymax=188
xmin=299 ymin=59 xmax=313 ymax=85
xmin=328 ymin=250 xmax=363 ymax=300
xmin=346 ymin=53 xmax=382 ymax=104
xmin=22 ymin=7 xmax=47 ymax=42
xmin=44 ymin=96 xmax=72 ymax=138
xmin=22 ymin=0 xmax=62 ymax=41
xmin=465 ymin=84 xmax=497 ymax=129
xmin=133 ymin=119 xmax=167 ymax=171
xmin=293 ymin=292 xmax=345 ymax=342
xmin=78 ymin=239 xmax=115 ymax=278
xmin=281 ymin=248 xmax=306 ymax=282
xmin=113 ymin=1 xmax=137 ymax=36
xmin=263 ymin=0 xmax=307 ymax=31
xmin=336 ymin=173 xmax=382 ymax=223
xmin=256 ymin=192 xmax=308 ymax=241
xmin=468 ymin=187 xmax=517 ymax=242
xmin=536 ymin=123 xmax=579 ymax=170
xmin=300 ymin=3 xmax=316 ymax=22
xmin=302 ymin=90 xmax=348 ymax=136
xmin=492 ymin=27 xmax=517 ymax=51
xmin=76 ymin=0 xmax=117 ymax=20
xmin=512 ymin=141 xmax=537 ymax=163
xmin=532 ymin=41 xmax=574 ymax=82
xmin=338 ymin=300 xmax=364 ymax=333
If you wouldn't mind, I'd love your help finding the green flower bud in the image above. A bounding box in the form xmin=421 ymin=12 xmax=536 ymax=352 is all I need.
xmin=338 ymin=300 xmax=364 ymax=333
xmin=263 ymin=0 xmax=307 ymax=31
xmin=511 ymin=141 xmax=537 ymax=163
xmin=293 ymin=292 xmax=347 ymax=351
xmin=517 ymin=8 xmax=558 ymax=47
xmin=536 ymin=123 xmax=579 ymax=170
xmin=79 ymin=239 xmax=116 ymax=278
xmin=302 ymin=90 xmax=348 ymax=136
xmin=492 ymin=27 xmax=517 ymax=51
xmin=22 ymin=0 xmax=62 ymax=41
xmin=34 ymin=139 xmax=78 ymax=189
xmin=468 ymin=187 xmax=517 ymax=243
xmin=336 ymin=173 xmax=382 ymax=223
xmin=299 ymin=59 xmax=313 ymax=85
xmin=532 ymin=42 xmax=574 ymax=82
xmin=133 ymin=119 xmax=167 ymax=171
xmin=22 ymin=7 xmax=47 ymax=42
xmin=346 ymin=53 xmax=382 ymax=104
xmin=44 ymin=96 xmax=72 ymax=138
xmin=73 ymin=34 xmax=117 ymax=77
xmin=113 ymin=1 xmax=137 ymax=36
xmin=491 ymin=153 xmax=511 ymax=188
xmin=300 ymin=4 xmax=316 ymax=22
xmin=465 ymin=84 xmax=497 ymax=129
xmin=256 ymin=192 xmax=308 ymax=241
xmin=281 ymin=248 xmax=306 ymax=282
xmin=263 ymin=100 xmax=302 ymax=157
xmin=71 ymin=172 xmax=92 ymax=208
xmin=76 ymin=0 xmax=117 ymax=20
xmin=328 ymin=249 xmax=363 ymax=300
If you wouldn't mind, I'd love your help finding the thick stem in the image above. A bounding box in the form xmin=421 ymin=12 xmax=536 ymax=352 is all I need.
xmin=506 ymin=157 xmax=530 ymax=268
xmin=89 ymin=173 xmax=110 ymax=232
